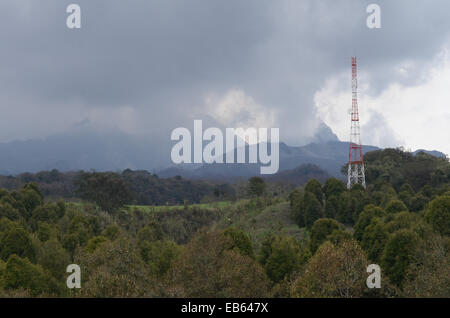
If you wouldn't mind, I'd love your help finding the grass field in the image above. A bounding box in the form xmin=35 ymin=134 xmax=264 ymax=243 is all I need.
xmin=129 ymin=201 xmax=234 ymax=213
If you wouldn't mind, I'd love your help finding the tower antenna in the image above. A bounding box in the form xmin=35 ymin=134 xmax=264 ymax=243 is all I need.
xmin=347 ymin=57 xmax=366 ymax=189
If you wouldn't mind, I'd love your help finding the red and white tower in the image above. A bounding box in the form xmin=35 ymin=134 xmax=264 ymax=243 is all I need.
xmin=347 ymin=57 xmax=366 ymax=189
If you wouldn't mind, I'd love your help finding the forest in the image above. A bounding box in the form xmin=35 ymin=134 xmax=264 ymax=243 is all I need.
xmin=0 ymin=148 xmax=448 ymax=297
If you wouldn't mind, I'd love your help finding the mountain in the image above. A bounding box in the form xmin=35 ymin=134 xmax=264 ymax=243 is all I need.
xmin=0 ymin=129 xmax=172 ymax=175
xmin=0 ymin=124 xmax=445 ymax=180
xmin=158 ymin=141 xmax=380 ymax=180
xmin=266 ymin=164 xmax=332 ymax=186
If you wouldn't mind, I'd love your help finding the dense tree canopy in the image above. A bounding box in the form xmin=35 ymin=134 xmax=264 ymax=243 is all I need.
xmin=0 ymin=146 xmax=448 ymax=298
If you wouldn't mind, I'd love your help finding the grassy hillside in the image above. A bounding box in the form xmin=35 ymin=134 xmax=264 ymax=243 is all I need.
xmin=215 ymin=200 xmax=306 ymax=252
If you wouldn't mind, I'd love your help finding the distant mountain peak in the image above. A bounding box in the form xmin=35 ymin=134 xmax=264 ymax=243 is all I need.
xmin=310 ymin=122 xmax=340 ymax=144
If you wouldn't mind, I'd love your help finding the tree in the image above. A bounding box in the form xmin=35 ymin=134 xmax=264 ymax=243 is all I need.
xmin=102 ymin=224 xmax=121 ymax=241
xmin=75 ymin=172 xmax=133 ymax=213
xmin=384 ymin=212 xmax=418 ymax=234
xmin=37 ymin=238 xmax=70 ymax=280
xmin=410 ymin=194 xmax=429 ymax=212
xmin=337 ymin=189 xmax=368 ymax=225
xmin=0 ymin=227 xmax=36 ymax=262
xmin=140 ymin=239 xmax=182 ymax=277
xmin=353 ymin=204 xmax=385 ymax=242
xmin=66 ymin=215 xmax=94 ymax=247
xmin=222 ymin=227 xmax=255 ymax=259
xmin=62 ymin=233 xmax=79 ymax=260
xmin=0 ymin=203 xmax=21 ymax=221
xmin=381 ymin=229 xmax=420 ymax=288
xmin=30 ymin=203 xmax=59 ymax=227
xmin=398 ymin=184 xmax=414 ymax=210
xmin=75 ymin=238 xmax=156 ymax=297
xmin=2 ymin=255 xmax=50 ymax=296
xmin=326 ymin=229 xmax=353 ymax=246
xmin=290 ymin=240 xmax=368 ymax=298
xmin=360 ymin=218 xmax=388 ymax=263
xmin=36 ymin=222 xmax=58 ymax=242
xmin=22 ymin=183 xmax=43 ymax=201
xmin=137 ymin=222 xmax=164 ymax=245
xmin=324 ymin=196 xmax=339 ymax=219
xmin=309 ymin=218 xmax=341 ymax=254
xmin=424 ymin=195 xmax=450 ymax=236
xmin=403 ymin=235 xmax=450 ymax=297
xmin=264 ymin=236 xmax=307 ymax=283
xmin=170 ymin=230 xmax=269 ymax=297
xmin=289 ymin=189 xmax=305 ymax=227
xmin=247 ymin=177 xmax=266 ymax=197
xmin=303 ymin=192 xmax=324 ymax=229
xmin=322 ymin=178 xmax=346 ymax=200
xmin=304 ymin=179 xmax=323 ymax=204
xmin=385 ymin=200 xmax=408 ymax=214
xmin=86 ymin=236 xmax=108 ymax=252
xmin=21 ymin=188 xmax=42 ymax=218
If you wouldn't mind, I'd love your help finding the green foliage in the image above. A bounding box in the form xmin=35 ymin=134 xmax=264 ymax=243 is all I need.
xmin=353 ymin=204 xmax=385 ymax=242
xmin=324 ymin=195 xmax=339 ymax=219
xmin=403 ymin=235 xmax=450 ymax=297
xmin=86 ymin=236 xmax=108 ymax=253
xmin=36 ymin=222 xmax=58 ymax=242
xmin=262 ymin=236 xmax=307 ymax=283
xmin=171 ymin=230 xmax=269 ymax=297
xmin=222 ymin=227 xmax=255 ymax=259
xmin=289 ymin=189 xmax=304 ymax=227
xmin=140 ymin=240 xmax=182 ymax=277
xmin=303 ymin=192 xmax=324 ymax=229
xmin=37 ymin=239 xmax=70 ymax=280
xmin=425 ymin=195 xmax=450 ymax=236
xmin=102 ymin=224 xmax=121 ymax=241
xmin=336 ymin=192 xmax=357 ymax=225
xmin=62 ymin=233 xmax=79 ymax=259
xmin=409 ymin=194 xmax=429 ymax=212
xmin=304 ymin=179 xmax=323 ymax=204
xmin=364 ymin=148 xmax=449 ymax=191
xmin=0 ymin=227 xmax=36 ymax=262
xmin=30 ymin=203 xmax=59 ymax=228
xmin=384 ymin=212 xmax=419 ymax=234
xmin=0 ymin=166 xmax=448 ymax=298
xmin=2 ymin=255 xmax=51 ymax=296
xmin=21 ymin=188 xmax=42 ymax=218
xmin=360 ymin=218 xmax=389 ymax=263
xmin=309 ymin=218 xmax=341 ymax=254
xmin=0 ymin=203 xmax=21 ymax=221
xmin=326 ymin=228 xmax=352 ymax=246
xmin=137 ymin=222 xmax=164 ymax=244
xmin=76 ymin=172 xmax=133 ymax=213
xmin=291 ymin=240 xmax=368 ymax=297
xmin=381 ymin=229 xmax=420 ymax=288
xmin=75 ymin=238 xmax=155 ymax=297
xmin=247 ymin=177 xmax=266 ymax=197
xmin=66 ymin=215 xmax=94 ymax=247
xmin=385 ymin=200 xmax=408 ymax=214
xmin=152 ymin=207 xmax=223 ymax=244
xmin=322 ymin=178 xmax=346 ymax=200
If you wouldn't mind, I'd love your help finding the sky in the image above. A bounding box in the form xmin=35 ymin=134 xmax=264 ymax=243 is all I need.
xmin=0 ymin=0 xmax=449 ymax=155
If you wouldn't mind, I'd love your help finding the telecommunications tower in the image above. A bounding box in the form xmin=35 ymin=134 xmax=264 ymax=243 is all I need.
xmin=347 ymin=57 xmax=366 ymax=189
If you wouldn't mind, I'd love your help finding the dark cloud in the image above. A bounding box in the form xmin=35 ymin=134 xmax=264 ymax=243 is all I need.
xmin=0 ymin=0 xmax=449 ymax=146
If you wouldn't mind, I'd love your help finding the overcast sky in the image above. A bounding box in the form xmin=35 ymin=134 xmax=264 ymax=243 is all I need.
xmin=0 ymin=0 xmax=449 ymax=154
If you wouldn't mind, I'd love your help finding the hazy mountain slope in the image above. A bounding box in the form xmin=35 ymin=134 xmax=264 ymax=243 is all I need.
xmin=0 ymin=124 xmax=445 ymax=180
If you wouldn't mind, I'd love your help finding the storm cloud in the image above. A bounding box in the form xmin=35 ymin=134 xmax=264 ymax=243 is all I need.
xmin=0 ymin=0 xmax=449 ymax=154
